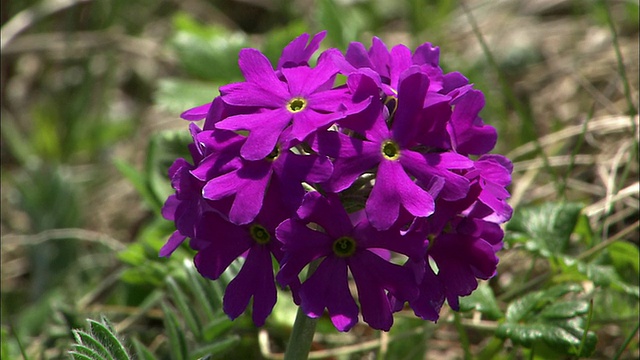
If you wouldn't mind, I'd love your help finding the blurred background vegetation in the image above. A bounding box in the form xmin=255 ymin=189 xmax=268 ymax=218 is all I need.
xmin=1 ymin=0 xmax=638 ymax=359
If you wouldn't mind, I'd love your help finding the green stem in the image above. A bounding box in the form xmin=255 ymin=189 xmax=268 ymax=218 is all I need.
xmin=453 ymin=312 xmax=472 ymax=360
xmin=284 ymin=261 xmax=321 ymax=360
xmin=283 ymin=306 xmax=319 ymax=360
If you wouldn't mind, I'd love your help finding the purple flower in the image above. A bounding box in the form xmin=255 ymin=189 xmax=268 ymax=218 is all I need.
xmin=190 ymin=185 xmax=291 ymax=327
xmin=465 ymin=154 xmax=514 ymax=223
xmin=160 ymin=33 xmax=514 ymax=332
xmin=159 ymin=123 xmax=235 ymax=257
xmin=215 ymin=47 xmax=369 ymax=161
xmin=198 ymin=134 xmax=333 ymax=225
xmin=447 ymin=89 xmax=497 ymax=155
xmin=278 ymin=31 xmax=327 ymax=69
xmin=410 ymin=216 xmax=503 ymax=318
xmin=332 ymin=37 xmax=445 ymax=95
xmin=314 ymin=68 xmax=472 ymax=230
xmin=276 ymin=192 xmax=424 ymax=331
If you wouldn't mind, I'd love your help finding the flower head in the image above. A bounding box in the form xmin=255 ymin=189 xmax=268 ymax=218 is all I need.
xmin=160 ymin=32 xmax=513 ymax=332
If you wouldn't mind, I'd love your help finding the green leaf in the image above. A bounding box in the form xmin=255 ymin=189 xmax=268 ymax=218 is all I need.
xmin=506 ymin=202 xmax=584 ymax=257
xmin=539 ymin=300 xmax=590 ymax=319
xmin=496 ymin=320 xmax=597 ymax=357
xmin=155 ymin=78 xmax=217 ymax=115
xmin=608 ymin=241 xmax=640 ymax=281
xmin=555 ymin=258 xmax=640 ymax=298
xmin=498 ymin=284 xmax=597 ymax=357
xmin=69 ymin=317 xmax=133 ymax=360
xmin=202 ymin=316 xmax=234 ymax=342
xmin=171 ymin=13 xmax=247 ymax=82
xmin=145 ymin=130 xmax=193 ymax=212
xmin=73 ymin=330 xmax=113 ymax=360
xmin=162 ymin=302 xmax=188 ymax=360
xmin=131 ymin=338 xmax=158 ymax=360
xmin=189 ymin=335 xmax=240 ymax=359
xmin=113 ymin=158 xmax=160 ymax=212
xmin=459 ymin=282 xmax=503 ymax=319
xmin=505 ymin=283 xmax=582 ymax=322
xmin=69 ymin=351 xmax=95 ymax=360
xmin=71 ymin=344 xmax=108 ymax=360
xmin=89 ymin=319 xmax=131 ymax=360
xmin=166 ymin=277 xmax=202 ymax=339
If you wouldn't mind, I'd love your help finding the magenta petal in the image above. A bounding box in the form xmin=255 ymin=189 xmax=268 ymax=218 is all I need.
xmin=237 ymin=48 xmax=289 ymax=97
xmin=276 ymin=219 xmax=333 ymax=286
xmin=278 ymin=31 xmax=327 ymax=69
xmin=220 ymin=82 xmax=287 ymax=108
xmin=367 ymin=161 xmax=434 ymax=230
xmin=282 ymin=57 xmax=338 ymax=96
xmin=410 ymin=263 xmax=445 ymax=321
xmin=299 ymin=257 xmax=359 ymax=332
xmin=216 ymin=108 xmax=291 ymax=160
xmin=223 ymin=246 xmax=277 ymax=326
xmin=228 ymin=168 xmax=272 ymax=225
xmin=392 ymin=68 xmax=430 ymax=145
xmin=318 ymin=133 xmax=380 ymax=192
xmin=346 ymin=41 xmax=374 ymax=70
xmin=202 ymin=170 xmax=243 ymax=200
xmin=161 ymin=195 xmax=179 ymax=221
xmin=289 ymin=110 xmax=338 ymax=142
xmin=295 ymin=192 xmax=352 ymax=237
xmin=412 ymin=42 xmax=439 ymax=67
xmin=389 ymin=44 xmax=412 ymax=89
xmin=401 ymin=151 xmax=472 ymax=201
xmin=159 ymin=230 xmax=187 ymax=257
xmin=181 ymin=102 xmax=212 ymax=120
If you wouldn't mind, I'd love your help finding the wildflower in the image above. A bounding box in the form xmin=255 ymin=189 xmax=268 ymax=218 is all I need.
xmin=314 ymin=68 xmax=472 ymax=230
xmin=276 ymin=192 xmax=424 ymax=331
xmin=215 ymin=47 xmax=369 ymax=161
xmin=191 ymin=185 xmax=291 ymax=326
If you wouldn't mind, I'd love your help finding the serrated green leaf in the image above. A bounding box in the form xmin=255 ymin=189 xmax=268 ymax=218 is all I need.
xmin=189 ymin=335 xmax=240 ymax=359
xmin=171 ymin=13 xmax=247 ymax=82
xmin=72 ymin=344 xmax=108 ymax=360
xmin=69 ymin=351 xmax=94 ymax=360
xmin=496 ymin=320 xmax=597 ymax=357
xmin=162 ymin=302 xmax=188 ymax=360
xmin=459 ymin=282 xmax=503 ymax=319
xmin=506 ymin=202 xmax=584 ymax=257
xmin=505 ymin=283 xmax=582 ymax=322
xmin=88 ymin=320 xmax=130 ymax=360
xmin=73 ymin=330 xmax=113 ymax=360
xmin=155 ymin=78 xmax=217 ymax=115
xmin=499 ymin=284 xmax=597 ymax=357
xmin=556 ymin=259 xmax=640 ymax=298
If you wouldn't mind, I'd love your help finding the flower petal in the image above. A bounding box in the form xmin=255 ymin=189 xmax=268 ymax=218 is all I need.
xmin=367 ymin=160 xmax=434 ymax=230
xmin=223 ymin=246 xmax=277 ymax=326
xmin=299 ymin=256 xmax=359 ymax=332
xmin=159 ymin=230 xmax=187 ymax=257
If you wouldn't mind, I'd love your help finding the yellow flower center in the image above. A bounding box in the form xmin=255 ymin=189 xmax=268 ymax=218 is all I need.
xmin=381 ymin=140 xmax=401 ymax=161
xmin=287 ymin=97 xmax=307 ymax=113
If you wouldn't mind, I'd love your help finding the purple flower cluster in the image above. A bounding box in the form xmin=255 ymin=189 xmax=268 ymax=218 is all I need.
xmin=160 ymin=32 xmax=512 ymax=332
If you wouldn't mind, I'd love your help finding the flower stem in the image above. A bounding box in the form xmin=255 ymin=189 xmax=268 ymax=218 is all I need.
xmin=284 ymin=260 xmax=321 ymax=360
xmin=284 ymin=306 xmax=318 ymax=360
